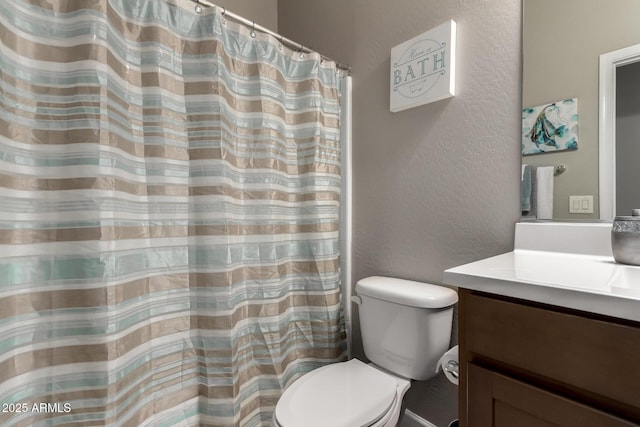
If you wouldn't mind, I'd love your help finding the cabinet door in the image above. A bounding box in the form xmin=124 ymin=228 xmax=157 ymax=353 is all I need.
xmin=467 ymin=363 xmax=636 ymax=427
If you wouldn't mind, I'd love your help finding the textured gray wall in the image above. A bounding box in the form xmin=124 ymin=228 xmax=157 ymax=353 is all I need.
xmin=213 ymin=0 xmax=278 ymax=30
xmin=279 ymin=1 xmax=522 ymax=425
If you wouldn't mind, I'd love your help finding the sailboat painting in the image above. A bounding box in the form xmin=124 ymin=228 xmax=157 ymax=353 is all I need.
xmin=522 ymin=98 xmax=578 ymax=155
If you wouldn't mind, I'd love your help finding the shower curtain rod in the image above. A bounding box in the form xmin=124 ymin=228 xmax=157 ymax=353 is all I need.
xmin=190 ymin=0 xmax=351 ymax=73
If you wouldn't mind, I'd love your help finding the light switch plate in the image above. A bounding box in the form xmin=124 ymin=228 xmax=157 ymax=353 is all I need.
xmin=569 ymin=195 xmax=594 ymax=214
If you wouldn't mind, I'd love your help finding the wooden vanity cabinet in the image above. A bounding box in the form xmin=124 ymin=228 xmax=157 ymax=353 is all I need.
xmin=458 ymin=288 xmax=640 ymax=427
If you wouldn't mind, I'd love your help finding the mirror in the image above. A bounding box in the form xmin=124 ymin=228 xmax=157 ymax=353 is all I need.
xmin=600 ymin=44 xmax=640 ymax=219
xmin=522 ymin=0 xmax=640 ymax=221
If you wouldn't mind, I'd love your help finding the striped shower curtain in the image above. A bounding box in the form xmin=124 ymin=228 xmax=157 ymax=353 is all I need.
xmin=0 ymin=0 xmax=346 ymax=426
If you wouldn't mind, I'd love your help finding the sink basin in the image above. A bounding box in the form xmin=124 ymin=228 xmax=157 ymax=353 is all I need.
xmin=607 ymin=267 xmax=640 ymax=298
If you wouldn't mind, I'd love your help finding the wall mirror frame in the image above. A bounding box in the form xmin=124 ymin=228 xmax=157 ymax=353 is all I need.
xmin=522 ymin=0 xmax=640 ymax=222
xmin=599 ymin=44 xmax=640 ymax=221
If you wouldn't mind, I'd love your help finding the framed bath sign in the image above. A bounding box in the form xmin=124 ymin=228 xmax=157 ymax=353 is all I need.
xmin=390 ymin=20 xmax=456 ymax=112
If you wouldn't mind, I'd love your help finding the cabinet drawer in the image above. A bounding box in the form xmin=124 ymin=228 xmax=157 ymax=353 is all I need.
xmin=468 ymin=363 xmax=635 ymax=427
xmin=464 ymin=292 xmax=640 ymax=412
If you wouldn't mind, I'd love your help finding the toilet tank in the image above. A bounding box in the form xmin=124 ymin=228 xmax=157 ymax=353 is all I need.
xmin=355 ymin=276 xmax=458 ymax=381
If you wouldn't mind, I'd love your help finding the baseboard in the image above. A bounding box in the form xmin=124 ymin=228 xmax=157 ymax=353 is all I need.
xmin=401 ymin=409 xmax=438 ymax=427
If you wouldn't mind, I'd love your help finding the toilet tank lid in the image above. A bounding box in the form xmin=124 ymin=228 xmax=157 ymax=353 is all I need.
xmin=355 ymin=276 xmax=458 ymax=308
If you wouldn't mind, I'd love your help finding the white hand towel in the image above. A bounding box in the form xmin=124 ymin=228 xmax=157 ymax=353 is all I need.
xmin=536 ymin=166 xmax=554 ymax=220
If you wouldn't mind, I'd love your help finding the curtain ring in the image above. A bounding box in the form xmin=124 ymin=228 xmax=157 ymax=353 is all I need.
xmin=221 ymin=7 xmax=226 ymax=24
xmin=194 ymin=0 xmax=202 ymax=14
xmin=250 ymin=22 xmax=257 ymax=38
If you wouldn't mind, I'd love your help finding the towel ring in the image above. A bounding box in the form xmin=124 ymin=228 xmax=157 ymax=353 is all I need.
xmin=555 ymin=165 xmax=566 ymax=176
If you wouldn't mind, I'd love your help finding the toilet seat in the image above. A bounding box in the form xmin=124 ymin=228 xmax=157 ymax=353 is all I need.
xmin=274 ymin=359 xmax=404 ymax=427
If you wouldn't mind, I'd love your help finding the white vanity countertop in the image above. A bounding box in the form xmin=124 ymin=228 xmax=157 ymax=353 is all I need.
xmin=443 ymin=249 xmax=640 ymax=323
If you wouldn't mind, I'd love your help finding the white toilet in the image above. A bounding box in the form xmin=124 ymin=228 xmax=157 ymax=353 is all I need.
xmin=273 ymin=276 xmax=458 ymax=427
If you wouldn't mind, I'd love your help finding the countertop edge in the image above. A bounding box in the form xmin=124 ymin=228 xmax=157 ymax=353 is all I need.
xmin=443 ymin=261 xmax=640 ymax=324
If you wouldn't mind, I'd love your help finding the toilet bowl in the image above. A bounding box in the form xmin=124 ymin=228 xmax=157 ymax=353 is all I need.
xmin=273 ymin=359 xmax=410 ymax=427
xmin=273 ymin=276 xmax=458 ymax=427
